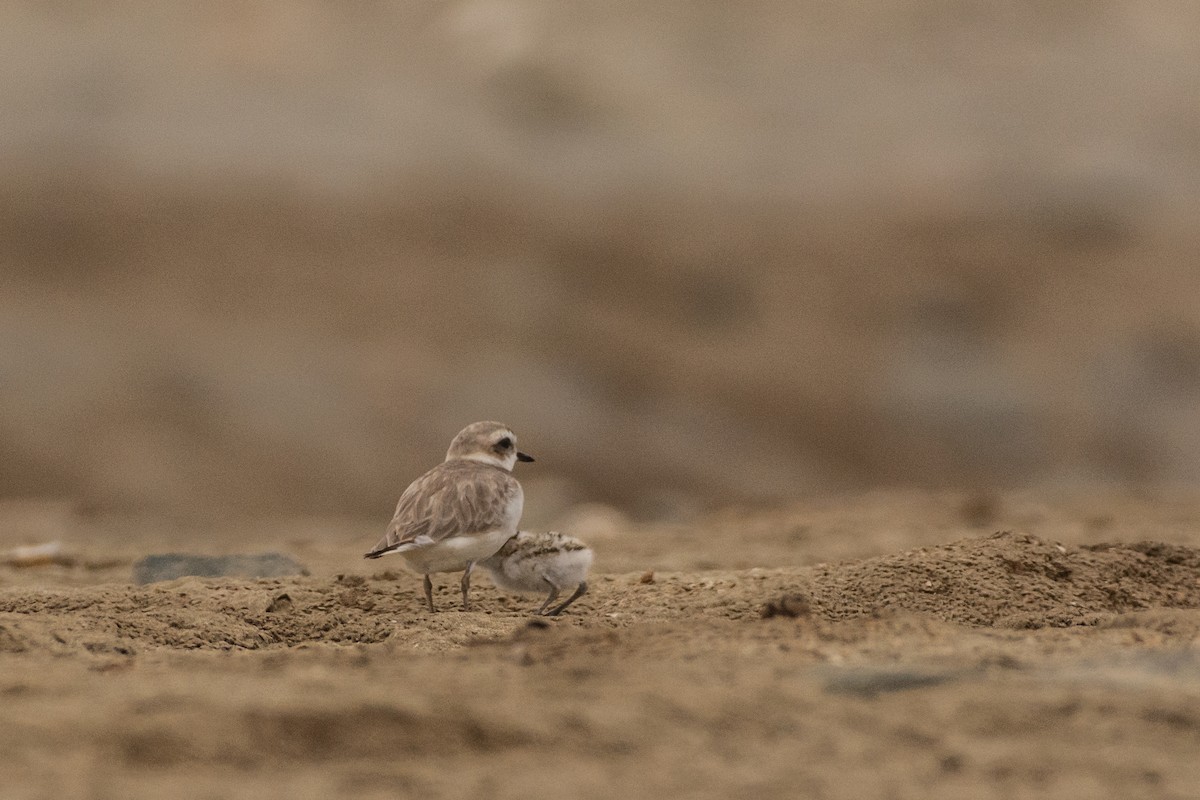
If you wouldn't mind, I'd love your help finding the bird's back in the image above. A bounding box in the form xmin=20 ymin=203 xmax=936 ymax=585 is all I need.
xmin=364 ymin=460 xmax=523 ymax=559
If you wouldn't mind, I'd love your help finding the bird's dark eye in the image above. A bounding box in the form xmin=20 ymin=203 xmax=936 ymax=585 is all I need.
xmin=496 ymin=437 xmax=512 ymax=450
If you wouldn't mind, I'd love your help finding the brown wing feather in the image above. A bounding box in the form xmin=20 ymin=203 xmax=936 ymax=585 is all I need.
xmin=364 ymin=461 xmax=520 ymax=558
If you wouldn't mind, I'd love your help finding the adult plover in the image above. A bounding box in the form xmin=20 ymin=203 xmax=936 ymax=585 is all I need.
xmin=364 ymin=421 xmax=534 ymax=611
xmin=480 ymin=530 xmax=592 ymax=615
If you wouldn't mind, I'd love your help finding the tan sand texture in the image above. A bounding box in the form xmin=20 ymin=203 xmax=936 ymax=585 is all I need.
xmin=2 ymin=490 xmax=1199 ymax=799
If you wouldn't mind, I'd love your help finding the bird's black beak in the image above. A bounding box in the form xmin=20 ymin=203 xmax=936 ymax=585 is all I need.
xmin=517 ymin=452 xmax=535 ymax=463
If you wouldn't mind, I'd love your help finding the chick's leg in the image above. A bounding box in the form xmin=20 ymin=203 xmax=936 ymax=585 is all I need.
xmin=547 ymin=582 xmax=588 ymax=616
xmin=536 ymin=579 xmax=561 ymax=615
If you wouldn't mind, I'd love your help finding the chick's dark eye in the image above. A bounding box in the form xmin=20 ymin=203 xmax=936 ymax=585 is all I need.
xmin=496 ymin=437 xmax=512 ymax=450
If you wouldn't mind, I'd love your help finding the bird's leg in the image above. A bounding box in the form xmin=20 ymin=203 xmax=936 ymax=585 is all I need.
xmin=536 ymin=579 xmax=561 ymax=615
xmin=423 ymin=574 xmax=435 ymax=612
xmin=460 ymin=561 xmax=475 ymax=611
xmin=547 ymin=582 xmax=588 ymax=616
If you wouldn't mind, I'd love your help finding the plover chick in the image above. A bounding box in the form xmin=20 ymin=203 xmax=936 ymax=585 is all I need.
xmin=363 ymin=421 xmax=534 ymax=612
xmin=480 ymin=530 xmax=592 ymax=616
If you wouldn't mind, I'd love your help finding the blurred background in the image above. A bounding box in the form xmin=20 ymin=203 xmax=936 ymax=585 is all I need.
xmin=2 ymin=1 xmax=1199 ymax=526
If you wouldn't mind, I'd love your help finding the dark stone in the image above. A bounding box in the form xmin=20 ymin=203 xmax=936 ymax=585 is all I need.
xmin=761 ymin=593 xmax=812 ymax=618
xmin=132 ymin=553 xmax=307 ymax=585
xmin=265 ymin=593 xmax=293 ymax=613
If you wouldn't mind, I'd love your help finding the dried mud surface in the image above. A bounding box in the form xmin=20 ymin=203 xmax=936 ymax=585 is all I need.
xmin=2 ymin=489 xmax=1200 ymax=799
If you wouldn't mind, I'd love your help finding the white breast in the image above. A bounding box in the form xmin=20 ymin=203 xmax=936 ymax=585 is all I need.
xmin=399 ymin=528 xmax=518 ymax=574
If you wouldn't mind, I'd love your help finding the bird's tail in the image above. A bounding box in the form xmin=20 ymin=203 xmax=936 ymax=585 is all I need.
xmin=364 ymin=539 xmax=414 ymax=559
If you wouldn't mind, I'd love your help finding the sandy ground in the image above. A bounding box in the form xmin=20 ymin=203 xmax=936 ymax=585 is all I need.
xmin=2 ymin=488 xmax=1200 ymax=799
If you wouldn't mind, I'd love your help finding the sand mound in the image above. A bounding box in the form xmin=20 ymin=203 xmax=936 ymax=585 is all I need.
xmin=770 ymin=531 xmax=1200 ymax=628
